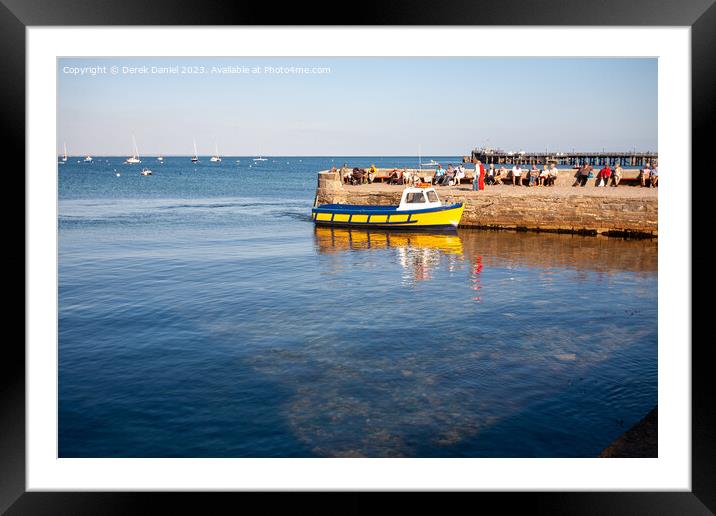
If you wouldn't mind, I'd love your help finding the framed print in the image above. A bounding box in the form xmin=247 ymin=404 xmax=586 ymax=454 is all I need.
xmin=6 ymin=0 xmax=713 ymax=513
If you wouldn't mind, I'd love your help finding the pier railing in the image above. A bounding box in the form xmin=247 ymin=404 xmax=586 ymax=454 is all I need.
xmin=468 ymin=149 xmax=658 ymax=167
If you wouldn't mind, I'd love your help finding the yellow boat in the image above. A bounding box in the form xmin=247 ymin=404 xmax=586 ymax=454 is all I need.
xmin=312 ymin=187 xmax=465 ymax=231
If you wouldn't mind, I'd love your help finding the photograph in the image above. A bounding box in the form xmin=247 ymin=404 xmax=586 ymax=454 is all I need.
xmin=1 ymin=0 xmax=710 ymax=505
xmin=56 ymin=56 xmax=658 ymax=459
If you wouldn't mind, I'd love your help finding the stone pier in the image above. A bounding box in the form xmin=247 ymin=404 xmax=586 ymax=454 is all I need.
xmin=315 ymin=169 xmax=658 ymax=237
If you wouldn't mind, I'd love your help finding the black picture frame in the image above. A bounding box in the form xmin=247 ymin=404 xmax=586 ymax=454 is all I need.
xmin=5 ymin=0 xmax=711 ymax=513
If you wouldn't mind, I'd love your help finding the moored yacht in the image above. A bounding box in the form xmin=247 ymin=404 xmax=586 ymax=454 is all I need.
xmin=210 ymin=143 xmax=221 ymax=162
xmin=125 ymin=135 xmax=141 ymax=164
xmin=59 ymin=146 xmax=68 ymax=164
xmin=191 ymin=139 xmax=200 ymax=163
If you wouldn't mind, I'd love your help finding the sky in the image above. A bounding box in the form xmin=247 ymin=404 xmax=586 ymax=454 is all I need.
xmin=58 ymin=57 xmax=657 ymax=156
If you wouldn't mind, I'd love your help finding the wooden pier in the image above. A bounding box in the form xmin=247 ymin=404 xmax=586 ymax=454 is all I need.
xmin=466 ymin=148 xmax=658 ymax=168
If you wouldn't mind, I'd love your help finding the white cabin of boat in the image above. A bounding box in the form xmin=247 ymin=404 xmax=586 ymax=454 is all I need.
xmin=396 ymin=187 xmax=443 ymax=211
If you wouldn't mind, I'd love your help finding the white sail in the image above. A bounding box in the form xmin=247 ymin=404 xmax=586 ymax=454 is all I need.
xmin=125 ymin=134 xmax=141 ymax=164
xmin=210 ymin=143 xmax=221 ymax=162
xmin=192 ymin=139 xmax=199 ymax=162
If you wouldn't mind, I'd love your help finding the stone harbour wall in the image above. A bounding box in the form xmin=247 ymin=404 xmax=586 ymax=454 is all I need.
xmin=315 ymin=171 xmax=658 ymax=237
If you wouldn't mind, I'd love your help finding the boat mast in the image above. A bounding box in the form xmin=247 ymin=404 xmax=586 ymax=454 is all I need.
xmin=132 ymin=134 xmax=140 ymax=159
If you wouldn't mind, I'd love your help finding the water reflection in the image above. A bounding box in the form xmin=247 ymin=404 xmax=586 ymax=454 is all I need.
xmin=314 ymin=227 xmax=465 ymax=285
xmin=472 ymin=255 xmax=484 ymax=302
xmin=313 ymin=226 xmax=464 ymax=255
xmin=315 ymin=226 xmax=658 ymax=276
xmin=455 ymin=229 xmax=657 ymax=275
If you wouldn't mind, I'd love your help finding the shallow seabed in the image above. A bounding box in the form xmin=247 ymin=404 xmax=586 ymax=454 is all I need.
xmin=59 ymin=156 xmax=657 ymax=457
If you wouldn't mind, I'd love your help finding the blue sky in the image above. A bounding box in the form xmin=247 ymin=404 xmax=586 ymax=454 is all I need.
xmin=58 ymin=57 xmax=657 ymax=156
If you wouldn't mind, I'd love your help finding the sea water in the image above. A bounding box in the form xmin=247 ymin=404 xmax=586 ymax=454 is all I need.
xmin=58 ymin=156 xmax=657 ymax=457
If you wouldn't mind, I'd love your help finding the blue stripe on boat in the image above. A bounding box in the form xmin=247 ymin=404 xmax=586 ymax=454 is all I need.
xmin=314 ymin=221 xmax=458 ymax=232
xmin=312 ymin=202 xmax=463 ymax=216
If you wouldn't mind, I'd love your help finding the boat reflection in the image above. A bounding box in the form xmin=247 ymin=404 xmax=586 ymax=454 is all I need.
xmin=313 ymin=226 xmax=465 ymax=284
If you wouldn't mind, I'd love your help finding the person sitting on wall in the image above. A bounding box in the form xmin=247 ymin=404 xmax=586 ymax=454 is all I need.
xmin=454 ymin=164 xmax=466 ymax=186
xmin=351 ymin=167 xmax=367 ymax=185
xmin=444 ymin=166 xmax=456 ymax=186
xmin=528 ymin=164 xmax=539 ymax=187
xmin=342 ymin=166 xmax=353 ymax=184
xmin=610 ymin=164 xmax=623 ymax=187
xmin=573 ymin=163 xmax=591 ymax=187
xmin=485 ymin=164 xmax=496 ymax=185
xmin=494 ymin=166 xmax=505 ymax=185
xmin=650 ymin=166 xmax=658 ymax=187
xmin=437 ymin=165 xmax=453 ymax=186
xmin=597 ymin=164 xmax=612 ymax=187
xmin=512 ymin=164 xmax=522 ymax=186
xmin=433 ymin=164 xmax=445 ymax=185
xmin=539 ymin=165 xmax=549 ymax=186
xmin=388 ymin=168 xmax=403 ymax=185
xmin=367 ymin=168 xmax=376 ymax=183
xmin=639 ymin=163 xmax=651 ymax=187
xmin=548 ymin=163 xmax=559 ymax=186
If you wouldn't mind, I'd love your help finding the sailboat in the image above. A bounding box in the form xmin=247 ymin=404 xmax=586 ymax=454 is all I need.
xmin=58 ymin=143 xmax=68 ymax=164
xmin=253 ymin=155 xmax=267 ymax=162
xmin=84 ymin=155 xmax=93 ymax=163
xmin=157 ymin=153 xmax=164 ymax=162
xmin=125 ymin=135 xmax=141 ymax=164
xmin=191 ymin=139 xmax=200 ymax=163
xmin=210 ymin=143 xmax=222 ymax=162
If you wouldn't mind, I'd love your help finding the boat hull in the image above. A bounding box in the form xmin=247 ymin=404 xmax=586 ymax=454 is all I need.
xmin=312 ymin=203 xmax=465 ymax=231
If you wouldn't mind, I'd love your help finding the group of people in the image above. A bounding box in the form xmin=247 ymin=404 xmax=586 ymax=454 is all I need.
xmin=386 ymin=168 xmax=432 ymax=185
xmin=434 ymin=161 xmax=561 ymax=190
xmin=337 ymin=161 xmax=562 ymax=190
xmin=572 ymin=162 xmax=658 ymax=188
xmin=639 ymin=164 xmax=659 ymax=187
xmin=433 ymin=164 xmax=467 ymax=186
xmin=337 ymin=160 xmax=658 ymax=189
xmin=338 ymin=164 xmax=378 ymax=185
xmin=498 ymin=163 xmax=560 ymax=187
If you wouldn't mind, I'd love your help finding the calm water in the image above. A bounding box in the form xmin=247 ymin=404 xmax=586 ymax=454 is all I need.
xmin=59 ymin=156 xmax=657 ymax=457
